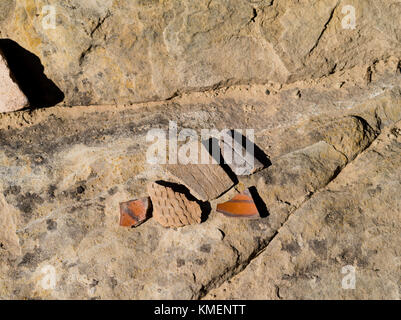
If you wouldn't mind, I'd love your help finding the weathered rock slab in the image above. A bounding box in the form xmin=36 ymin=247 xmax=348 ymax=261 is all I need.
xmin=0 ymin=0 xmax=400 ymax=105
xmin=0 ymin=68 xmax=399 ymax=299
xmin=205 ymin=122 xmax=401 ymax=300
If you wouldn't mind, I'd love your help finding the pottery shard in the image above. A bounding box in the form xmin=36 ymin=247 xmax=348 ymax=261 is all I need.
xmin=219 ymin=130 xmax=264 ymax=176
xmin=164 ymin=142 xmax=235 ymax=201
xmin=147 ymin=182 xmax=202 ymax=228
xmin=119 ymin=198 xmax=150 ymax=227
xmin=0 ymin=50 xmax=29 ymax=113
xmin=216 ymin=188 xmax=260 ymax=219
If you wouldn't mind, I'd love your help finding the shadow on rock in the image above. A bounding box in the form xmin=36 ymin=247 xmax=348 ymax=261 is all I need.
xmin=0 ymin=39 xmax=64 ymax=109
xmin=248 ymin=186 xmax=269 ymax=218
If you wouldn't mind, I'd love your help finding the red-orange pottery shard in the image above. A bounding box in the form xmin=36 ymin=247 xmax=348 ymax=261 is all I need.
xmin=216 ymin=189 xmax=260 ymax=219
xmin=119 ymin=197 xmax=150 ymax=227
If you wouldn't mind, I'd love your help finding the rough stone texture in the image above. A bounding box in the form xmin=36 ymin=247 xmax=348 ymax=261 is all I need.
xmin=0 ymin=50 xmax=29 ymax=113
xmin=0 ymin=192 xmax=21 ymax=258
xmin=205 ymin=121 xmax=401 ymax=300
xmin=0 ymin=65 xmax=399 ymax=298
xmin=241 ymin=141 xmax=348 ymax=211
xmin=311 ymin=116 xmax=377 ymax=161
xmin=0 ymin=0 xmax=400 ymax=300
xmin=147 ymin=182 xmax=202 ymax=228
xmin=0 ymin=0 xmax=400 ymax=105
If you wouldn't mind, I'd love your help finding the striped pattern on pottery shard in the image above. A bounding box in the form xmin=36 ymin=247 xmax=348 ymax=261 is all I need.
xmin=164 ymin=141 xmax=235 ymax=201
xmin=0 ymin=50 xmax=29 ymax=113
xmin=119 ymin=198 xmax=150 ymax=227
xmin=219 ymin=130 xmax=264 ymax=176
xmin=147 ymin=182 xmax=202 ymax=228
xmin=216 ymin=189 xmax=260 ymax=219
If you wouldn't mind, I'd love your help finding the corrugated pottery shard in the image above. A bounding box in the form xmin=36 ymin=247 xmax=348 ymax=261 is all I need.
xmin=147 ymin=182 xmax=202 ymax=228
xmin=0 ymin=50 xmax=29 ymax=113
xmin=216 ymin=189 xmax=260 ymax=219
xmin=119 ymin=198 xmax=150 ymax=227
xmin=164 ymin=141 xmax=235 ymax=201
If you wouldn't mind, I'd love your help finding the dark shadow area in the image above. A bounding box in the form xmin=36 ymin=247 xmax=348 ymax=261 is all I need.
xmin=0 ymin=39 xmax=64 ymax=109
xmin=155 ymin=180 xmax=212 ymax=223
xmin=146 ymin=198 xmax=153 ymax=220
xmin=201 ymin=137 xmax=239 ymax=185
xmin=248 ymin=186 xmax=269 ymax=218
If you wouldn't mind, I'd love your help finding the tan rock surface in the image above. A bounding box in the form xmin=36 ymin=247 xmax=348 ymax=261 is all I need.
xmin=0 ymin=192 xmax=21 ymax=258
xmin=0 ymin=0 xmax=399 ymax=300
xmin=0 ymin=0 xmax=399 ymax=105
xmin=206 ymin=122 xmax=401 ymax=300
xmin=0 ymin=67 xmax=398 ymax=298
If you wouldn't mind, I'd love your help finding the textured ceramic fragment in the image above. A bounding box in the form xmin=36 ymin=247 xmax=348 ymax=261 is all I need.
xmin=164 ymin=141 xmax=235 ymax=201
xmin=219 ymin=130 xmax=264 ymax=175
xmin=216 ymin=189 xmax=260 ymax=219
xmin=119 ymin=197 xmax=150 ymax=227
xmin=147 ymin=182 xmax=202 ymax=228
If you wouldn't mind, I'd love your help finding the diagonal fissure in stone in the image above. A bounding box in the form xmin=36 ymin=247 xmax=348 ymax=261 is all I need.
xmin=197 ymin=115 xmax=381 ymax=299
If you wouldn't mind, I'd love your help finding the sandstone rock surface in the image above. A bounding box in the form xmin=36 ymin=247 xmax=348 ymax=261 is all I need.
xmin=206 ymin=122 xmax=401 ymax=300
xmin=0 ymin=0 xmax=399 ymax=105
xmin=0 ymin=0 xmax=400 ymax=301
xmin=0 ymin=192 xmax=21 ymax=258
xmin=0 ymin=66 xmax=398 ymax=298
